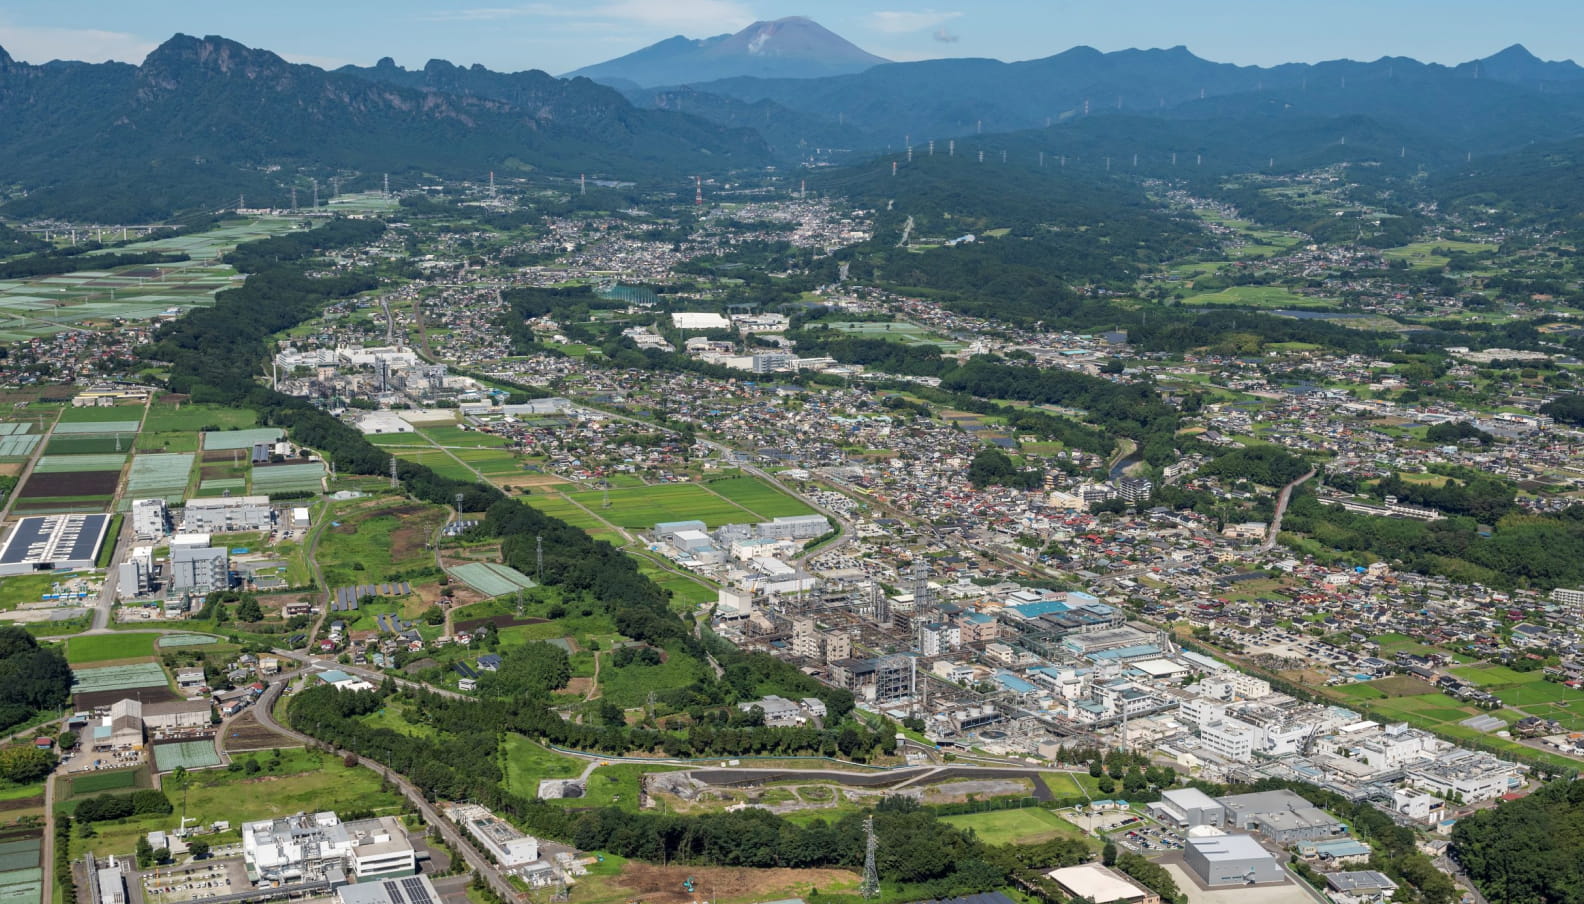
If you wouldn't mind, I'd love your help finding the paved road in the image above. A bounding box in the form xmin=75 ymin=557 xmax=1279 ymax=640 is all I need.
xmin=1261 ymin=469 xmax=1316 ymax=553
xmin=250 ymin=679 xmax=526 ymax=903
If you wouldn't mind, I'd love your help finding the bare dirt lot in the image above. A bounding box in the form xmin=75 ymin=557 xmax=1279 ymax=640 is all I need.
xmin=608 ymin=862 xmax=857 ymax=904
xmin=17 ymin=470 xmax=119 ymax=498
xmin=221 ymin=710 xmax=295 ymax=752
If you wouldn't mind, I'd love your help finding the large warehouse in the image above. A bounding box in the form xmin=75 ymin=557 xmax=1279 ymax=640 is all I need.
xmin=0 ymin=513 xmax=112 ymax=576
xmin=1183 ymin=834 xmax=1285 ymax=887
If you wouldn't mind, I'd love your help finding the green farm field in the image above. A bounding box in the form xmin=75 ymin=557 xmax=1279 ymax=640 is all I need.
xmin=57 ymin=405 xmax=145 ymax=424
xmin=65 ymin=633 xmax=159 ymax=663
xmin=705 ymin=476 xmax=818 ymax=519
xmin=142 ymin=402 xmax=257 ymax=433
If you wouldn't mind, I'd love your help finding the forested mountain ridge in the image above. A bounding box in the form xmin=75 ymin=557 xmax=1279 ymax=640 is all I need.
xmin=649 ymin=43 xmax=1584 ymax=155
xmin=0 ymin=34 xmax=770 ymax=221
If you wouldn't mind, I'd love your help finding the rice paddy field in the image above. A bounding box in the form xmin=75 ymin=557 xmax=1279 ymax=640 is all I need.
xmin=0 ymin=219 xmax=297 ymax=342
xmin=705 ymin=476 xmax=818 ymax=519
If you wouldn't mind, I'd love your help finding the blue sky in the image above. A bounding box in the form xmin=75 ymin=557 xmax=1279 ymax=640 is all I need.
xmin=0 ymin=0 xmax=1576 ymax=75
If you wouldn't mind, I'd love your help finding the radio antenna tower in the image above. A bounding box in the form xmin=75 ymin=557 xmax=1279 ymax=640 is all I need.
xmin=290 ymin=187 xmax=297 ymax=211
xmin=948 ymin=139 xmax=954 ymax=157
xmin=860 ymin=816 xmax=880 ymax=899
xmin=799 ymin=179 xmax=806 ymax=199
xmin=454 ymin=493 xmax=464 ymax=524
xmin=928 ymin=139 xmax=934 ymax=156
xmin=694 ymin=175 xmax=703 ymax=206
xmin=580 ymin=173 xmax=586 ymax=195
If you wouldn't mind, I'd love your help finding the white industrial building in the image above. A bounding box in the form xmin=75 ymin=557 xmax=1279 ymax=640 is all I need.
xmin=0 ymin=514 xmax=112 ymax=577
xmin=1047 ymin=863 xmax=1160 ymax=904
xmin=131 ymin=498 xmax=169 ymax=539
xmin=242 ymin=812 xmax=415 ymax=883
xmin=1150 ymin=787 xmax=1225 ymax=828
xmin=757 ymin=514 xmax=831 ymax=540
xmin=168 ymin=534 xmax=229 ymax=593
xmin=182 ymin=496 xmax=272 ymax=533
xmin=117 ymin=547 xmax=154 ymax=598
xmin=444 ymin=804 xmax=540 ymax=869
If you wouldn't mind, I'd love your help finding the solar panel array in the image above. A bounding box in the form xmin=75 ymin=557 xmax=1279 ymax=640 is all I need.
xmin=331 ymin=582 xmax=412 ymax=611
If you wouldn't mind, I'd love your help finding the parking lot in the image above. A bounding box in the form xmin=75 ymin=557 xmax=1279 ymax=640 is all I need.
xmin=139 ymin=857 xmax=249 ymax=904
xmin=1116 ymin=822 xmax=1185 ymax=853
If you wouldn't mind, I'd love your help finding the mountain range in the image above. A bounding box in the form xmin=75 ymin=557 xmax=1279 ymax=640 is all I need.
xmin=0 ymin=34 xmax=768 ymax=221
xmin=562 ymin=17 xmax=888 ymax=88
xmin=625 ymin=43 xmax=1584 ymax=157
xmin=4 ymin=23 xmax=1584 ymax=221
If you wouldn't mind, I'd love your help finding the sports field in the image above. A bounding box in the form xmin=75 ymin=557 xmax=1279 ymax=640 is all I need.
xmin=940 ymin=807 xmax=1091 ymax=846
xmin=565 ymin=483 xmax=757 ymax=529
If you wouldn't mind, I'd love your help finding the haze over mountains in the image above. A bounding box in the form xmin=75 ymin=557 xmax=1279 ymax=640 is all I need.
xmin=4 ymin=20 xmax=1584 ymax=221
xmin=562 ymin=17 xmax=889 ymax=88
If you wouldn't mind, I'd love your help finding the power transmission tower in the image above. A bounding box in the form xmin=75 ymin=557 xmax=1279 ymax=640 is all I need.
xmin=390 ymin=457 xmax=399 ymax=489
xmin=860 ymin=816 xmax=880 ymax=899
xmin=536 ymin=535 xmax=544 ymax=584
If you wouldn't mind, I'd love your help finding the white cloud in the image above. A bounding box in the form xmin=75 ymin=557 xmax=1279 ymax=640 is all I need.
xmin=868 ymin=9 xmax=962 ymax=35
xmin=0 ymin=23 xmax=157 ymax=64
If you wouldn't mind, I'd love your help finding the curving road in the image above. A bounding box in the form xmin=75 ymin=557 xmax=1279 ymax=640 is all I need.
xmin=249 ymin=677 xmax=526 ymax=903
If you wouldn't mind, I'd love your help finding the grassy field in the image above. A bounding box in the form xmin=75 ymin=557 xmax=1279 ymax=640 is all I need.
xmin=68 ymin=748 xmax=405 ymax=861
xmin=142 ymin=402 xmax=257 ymax=433
xmin=392 ymin=448 xmax=479 ymax=482
xmin=500 ymin=735 xmax=583 ymax=796
xmin=1381 ymin=240 xmax=1498 ymax=270
xmin=596 ymin=648 xmax=711 ymax=708
xmin=565 ymin=483 xmax=755 ymax=529
xmin=316 ymin=497 xmax=449 ymax=589
xmin=706 ymin=477 xmax=818 ymax=519
xmin=1179 ymin=286 xmax=1336 ymax=309
xmin=65 ymin=633 xmax=159 ymax=663
xmin=941 ymin=807 xmax=1092 ymax=846
xmin=57 ymin=405 xmax=144 ymax=424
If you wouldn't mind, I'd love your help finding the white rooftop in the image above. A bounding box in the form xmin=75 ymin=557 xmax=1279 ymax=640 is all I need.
xmin=1048 ymin=864 xmax=1151 ymax=904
